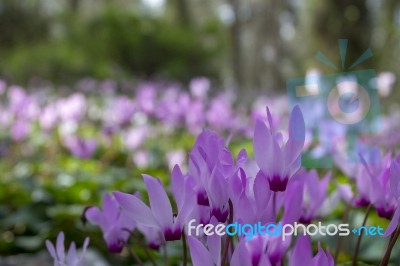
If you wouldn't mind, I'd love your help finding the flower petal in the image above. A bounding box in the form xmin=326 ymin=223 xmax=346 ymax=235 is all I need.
xmin=285 ymin=105 xmax=305 ymax=167
xmin=253 ymin=119 xmax=273 ymax=175
xmin=384 ymin=205 xmax=400 ymax=237
xmin=56 ymin=231 xmax=65 ymax=262
xmin=45 ymin=240 xmax=56 ymax=259
xmin=113 ymin=191 xmax=158 ymax=227
xmin=188 ymin=236 xmax=214 ymax=266
xmin=143 ymin=174 xmax=174 ymax=230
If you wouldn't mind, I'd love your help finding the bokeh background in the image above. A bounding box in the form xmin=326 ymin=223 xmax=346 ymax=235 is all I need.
xmin=0 ymin=0 xmax=399 ymax=265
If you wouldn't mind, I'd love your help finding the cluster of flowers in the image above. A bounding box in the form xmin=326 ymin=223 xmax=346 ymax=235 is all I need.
xmin=45 ymin=105 xmax=400 ymax=265
xmin=0 ymin=78 xmax=258 ymax=167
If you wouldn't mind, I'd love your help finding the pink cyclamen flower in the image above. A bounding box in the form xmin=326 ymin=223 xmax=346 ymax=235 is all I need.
xmin=298 ymin=169 xmax=331 ymax=223
xmin=114 ymin=171 xmax=195 ymax=241
xmin=85 ymin=193 xmax=135 ymax=253
xmin=253 ymin=106 xmax=305 ymax=192
xmin=46 ymin=231 xmax=89 ymax=266
xmin=289 ymin=236 xmax=334 ymax=266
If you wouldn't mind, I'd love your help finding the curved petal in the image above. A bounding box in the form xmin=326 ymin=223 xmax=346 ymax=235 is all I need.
xmin=103 ymin=193 xmax=119 ymax=224
xmin=384 ymin=205 xmax=400 ymax=237
xmin=290 ymin=235 xmax=312 ymax=266
xmin=45 ymin=240 xmax=56 ymax=259
xmin=66 ymin=242 xmax=77 ymax=265
xmin=113 ymin=191 xmax=158 ymax=227
xmin=56 ymin=231 xmax=65 ymax=262
xmin=285 ymin=105 xmax=305 ymax=167
xmin=188 ymin=236 xmax=214 ymax=266
xmin=253 ymin=119 xmax=272 ymax=175
xmin=85 ymin=207 xmax=105 ymax=229
xmin=143 ymin=174 xmax=174 ymax=230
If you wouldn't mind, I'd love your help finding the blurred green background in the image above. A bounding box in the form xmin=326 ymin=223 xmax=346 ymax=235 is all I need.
xmin=0 ymin=0 xmax=399 ymax=94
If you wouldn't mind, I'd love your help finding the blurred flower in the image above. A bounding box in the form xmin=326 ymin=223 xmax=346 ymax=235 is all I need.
xmin=190 ymin=77 xmax=210 ymax=99
xmin=105 ymin=96 xmax=136 ymax=127
xmin=57 ymin=93 xmax=87 ymax=122
xmin=46 ymin=231 xmax=89 ymax=266
xmin=166 ymin=150 xmax=186 ymax=171
xmin=377 ymin=72 xmax=396 ymax=97
xmin=298 ymin=170 xmax=331 ymax=223
xmin=39 ymin=104 xmax=58 ymax=131
xmin=11 ymin=119 xmax=31 ymax=141
xmin=85 ymin=193 xmax=134 ymax=253
xmin=206 ymin=94 xmax=234 ymax=131
xmin=132 ymin=150 xmax=150 ymax=168
xmin=63 ymin=136 xmax=97 ymax=159
xmin=136 ymin=83 xmax=157 ymax=114
xmin=253 ymin=106 xmax=305 ymax=192
xmin=122 ymin=126 xmax=148 ymax=150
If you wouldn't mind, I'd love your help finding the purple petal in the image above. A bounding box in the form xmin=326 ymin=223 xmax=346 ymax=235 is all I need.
xmin=66 ymin=242 xmax=77 ymax=265
xmin=207 ymin=217 xmax=221 ymax=265
xmin=187 ymin=236 xmax=214 ymax=266
xmin=56 ymin=231 xmax=65 ymax=262
xmin=390 ymin=160 xmax=400 ymax=199
xmin=113 ymin=191 xmax=158 ymax=227
xmin=384 ymin=206 xmax=400 ymax=237
xmin=102 ymin=193 xmax=119 ymax=224
xmin=253 ymin=119 xmax=273 ymax=174
xmin=171 ymin=165 xmax=185 ymax=208
xmin=285 ymin=105 xmax=305 ymax=166
xmin=45 ymin=240 xmax=56 ymax=259
xmin=290 ymin=235 xmax=312 ymax=266
xmin=85 ymin=207 xmax=105 ymax=228
xmin=143 ymin=174 xmax=174 ymax=230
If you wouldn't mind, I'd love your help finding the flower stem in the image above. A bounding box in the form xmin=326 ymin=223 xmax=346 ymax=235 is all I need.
xmin=221 ymin=200 xmax=234 ymax=266
xmin=125 ymin=243 xmax=144 ymax=266
xmin=379 ymin=225 xmax=400 ymax=266
xmin=163 ymin=243 xmax=169 ymax=266
xmin=182 ymin=231 xmax=188 ymax=266
xmin=352 ymin=204 xmax=372 ymax=266
xmin=140 ymin=242 xmax=157 ymax=266
xmin=334 ymin=197 xmax=353 ymax=262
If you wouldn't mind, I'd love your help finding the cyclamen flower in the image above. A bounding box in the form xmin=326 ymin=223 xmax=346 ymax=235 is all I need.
xmin=46 ymin=231 xmax=89 ymax=266
xmin=299 ymin=170 xmax=331 ymax=223
xmin=253 ymin=106 xmax=305 ymax=192
xmin=188 ymin=130 xmax=246 ymax=222
xmin=85 ymin=193 xmax=134 ymax=253
xmin=114 ymin=169 xmax=195 ymax=241
xmin=359 ymin=148 xmax=396 ymax=219
xmin=289 ymin=236 xmax=334 ymax=266
xmin=63 ymin=136 xmax=97 ymax=159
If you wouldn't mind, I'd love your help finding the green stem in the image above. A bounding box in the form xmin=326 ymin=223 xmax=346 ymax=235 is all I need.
xmin=182 ymin=231 xmax=188 ymax=266
xmin=125 ymin=243 xmax=144 ymax=266
xmin=379 ymin=225 xmax=400 ymax=266
xmin=334 ymin=197 xmax=354 ymax=263
xmin=163 ymin=242 xmax=169 ymax=266
xmin=352 ymin=204 xmax=372 ymax=266
xmin=221 ymin=200 xmax=234 ymax=266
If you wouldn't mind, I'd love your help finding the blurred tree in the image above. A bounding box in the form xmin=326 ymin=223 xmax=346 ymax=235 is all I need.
xmin=307 ymin=0 xmax=374 ymax=70
xmin=0 ymin=0 xmax=50 ymax=48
